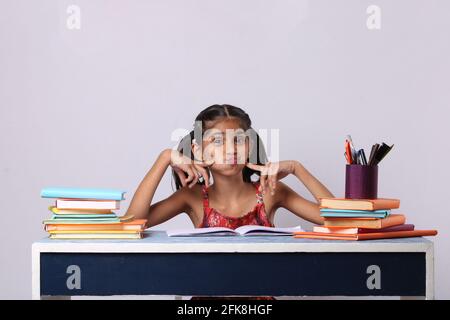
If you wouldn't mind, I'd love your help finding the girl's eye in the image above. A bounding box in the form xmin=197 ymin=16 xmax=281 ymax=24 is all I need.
xmin=213 ymin=137 xmax=224 ymax=145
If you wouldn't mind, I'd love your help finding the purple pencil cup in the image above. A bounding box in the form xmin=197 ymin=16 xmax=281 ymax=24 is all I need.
xmin=345 ymin=164 xmax=378 ymax=199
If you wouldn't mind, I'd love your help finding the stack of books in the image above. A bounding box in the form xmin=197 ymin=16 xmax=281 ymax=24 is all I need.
xmin=41 ymin=187 xmax=147 ymax=239
xmin=294 ymin=198 xmax=437 ymax=240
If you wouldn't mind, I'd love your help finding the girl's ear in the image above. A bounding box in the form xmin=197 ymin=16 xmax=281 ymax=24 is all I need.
xmin=192 ymin=139 xmax=203 ymax=161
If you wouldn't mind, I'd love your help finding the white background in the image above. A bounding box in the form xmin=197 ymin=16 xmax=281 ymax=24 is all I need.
xmin=0 ymin=0 xmax=448 ymax=299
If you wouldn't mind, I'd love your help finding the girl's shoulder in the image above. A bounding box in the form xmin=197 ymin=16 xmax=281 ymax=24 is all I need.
xmin=171 ymin=183 xmax=203 ymax=210
xmin=175 ymin=184 xmax=204 ymax=203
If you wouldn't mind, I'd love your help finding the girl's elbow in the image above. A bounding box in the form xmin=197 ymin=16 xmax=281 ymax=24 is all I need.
xmin=126 ymin=208 xmax=150 ymax=223
xmin=316 ymin=217 xmax=325 ymax=225
xmin=312 ymin=209 xmax=325 ymax=225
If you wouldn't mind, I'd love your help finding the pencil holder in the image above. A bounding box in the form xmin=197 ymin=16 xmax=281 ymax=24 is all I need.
xmin=345 ymin=164 xmax=378 ymax=199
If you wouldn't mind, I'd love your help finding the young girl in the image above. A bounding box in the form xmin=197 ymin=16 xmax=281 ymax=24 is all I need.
xmin=125 ymin=104 xmax=335 ymax=300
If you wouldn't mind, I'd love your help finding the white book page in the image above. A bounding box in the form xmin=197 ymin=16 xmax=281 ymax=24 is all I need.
xmin=234 ymin=225 xmax=304 ymax=235
xmin=166 ymin=227 xmax=237 ymax=237
xmin=166 ymin=225 xmax=304 ymax=237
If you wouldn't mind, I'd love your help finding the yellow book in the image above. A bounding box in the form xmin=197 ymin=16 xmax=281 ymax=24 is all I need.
xmin=49 ymin=206 xmax=113 ymax=215
xmin=49 ymin=233 xmax=142 ymax=239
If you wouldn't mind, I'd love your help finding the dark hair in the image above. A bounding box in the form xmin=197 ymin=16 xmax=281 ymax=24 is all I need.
xmin=172 ymin=104 xmax=268 ymax=190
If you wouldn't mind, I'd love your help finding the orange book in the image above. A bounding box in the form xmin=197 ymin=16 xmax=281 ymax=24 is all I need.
xmin=323 ymin=214 xmax=405 ymax=229
xmin=45 ymin=219 xmax=147 ymax=232
xmin=319 ymin=198 xmax=400 ymax=210
xmin=293 ymin=230 xmax=438 ymax=241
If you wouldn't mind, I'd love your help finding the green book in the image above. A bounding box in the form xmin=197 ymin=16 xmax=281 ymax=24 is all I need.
xmin=43 ymin=219 xmax=121 ymax=225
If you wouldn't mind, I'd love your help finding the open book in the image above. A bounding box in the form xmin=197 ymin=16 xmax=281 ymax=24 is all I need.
xmin=166 ymin=225 xmax=304 ymax=237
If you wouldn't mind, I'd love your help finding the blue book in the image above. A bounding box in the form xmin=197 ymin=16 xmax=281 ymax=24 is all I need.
xmin=320 ymin=209 xmax=390 ymax=219
xmin=320 ymin=208 xmax=391 ymax=214
xmin=41 ymin=187 xmax=126 ymax=200
xmin=320 ymin=213 xmax=389 ymax=219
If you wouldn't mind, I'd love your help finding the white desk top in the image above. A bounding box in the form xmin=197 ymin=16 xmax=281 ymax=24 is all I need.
xmin=32 ymin=230 xmax=434 ymax=253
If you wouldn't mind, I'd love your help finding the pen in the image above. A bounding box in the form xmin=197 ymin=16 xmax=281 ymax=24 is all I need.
xmin=345 ymin=140 xmax=352 ymax=164
xmin=372 ymin=142 xmax=394 ymax=165
xmin=358 ymin=149 xmax=368 ymax=165
xmin=368 ymin=143 xmax=379 ymax=166
xmin=346 ymin=135 xmax=357 ymax=164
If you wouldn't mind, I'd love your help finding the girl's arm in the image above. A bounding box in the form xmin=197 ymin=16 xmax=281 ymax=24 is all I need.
xmin=277 ymin=161 xmax=335 ymax=225
xmin=293 ymin=161 xmax=335 ymax=202
xmin=124 ymin=149 xmax=190 ymax=227
xmin=277 ymin=161 xmax=334 ymax=224
xmin=246 ymin=160 xmax=334 ymax=225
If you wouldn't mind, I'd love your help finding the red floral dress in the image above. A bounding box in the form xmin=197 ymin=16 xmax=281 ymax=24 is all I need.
xmin=191 ymin=181 xmax=276 ymax=300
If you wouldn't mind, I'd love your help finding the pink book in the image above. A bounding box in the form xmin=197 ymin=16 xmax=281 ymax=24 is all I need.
xmin=313 ymin=224 xmax=415 ymax=235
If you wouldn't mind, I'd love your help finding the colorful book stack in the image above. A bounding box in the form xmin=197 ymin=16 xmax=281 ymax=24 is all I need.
xmin=41 ymin=187 xmax=147 ymax=239
xmin=294 ymin=198 xmax=437 ymax=240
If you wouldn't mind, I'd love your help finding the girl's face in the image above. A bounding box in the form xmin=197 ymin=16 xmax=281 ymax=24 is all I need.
xmin=196 ymin=118 xmax=250 ymax=177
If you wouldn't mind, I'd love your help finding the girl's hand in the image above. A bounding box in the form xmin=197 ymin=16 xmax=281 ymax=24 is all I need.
xmin=168 ymin=149 xmax=214 ymax=188
xmin=246 ymin=160 xmax=298 ymax=195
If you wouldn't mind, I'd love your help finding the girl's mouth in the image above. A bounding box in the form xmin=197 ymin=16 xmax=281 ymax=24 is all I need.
xmin=225 ymin=156 xmax=238 ymax=164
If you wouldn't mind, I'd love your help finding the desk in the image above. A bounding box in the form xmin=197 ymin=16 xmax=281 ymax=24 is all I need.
xmin=32 ymin=231 xmax=434 ymax=300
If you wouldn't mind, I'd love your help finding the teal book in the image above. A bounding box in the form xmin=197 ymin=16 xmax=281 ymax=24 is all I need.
xmin=41 ymin=187 xmax=126 ymax=200
xmin=320 ymin=209 xmax=391 ymax=219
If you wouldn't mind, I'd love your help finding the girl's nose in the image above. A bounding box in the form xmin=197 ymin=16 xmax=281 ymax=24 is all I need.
xmin=224 ymin=139 xmax=236 ymax=154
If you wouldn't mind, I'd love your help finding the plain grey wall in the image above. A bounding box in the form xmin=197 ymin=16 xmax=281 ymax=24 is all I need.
xmin=1 ymin=0 xmax=448 ymax=299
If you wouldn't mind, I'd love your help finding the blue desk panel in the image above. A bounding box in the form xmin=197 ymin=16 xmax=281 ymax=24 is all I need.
xmin=40 ymin=252 xmax=425 ymax=296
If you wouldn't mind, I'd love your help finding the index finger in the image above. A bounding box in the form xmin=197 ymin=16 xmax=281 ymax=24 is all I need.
xmin=194 ymin=159 xmax=215 ymax=167
xmin=194 ymin=164 xmax=210 ymax=187
xmin=245 ymin=162 xmax=265 ymax=171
